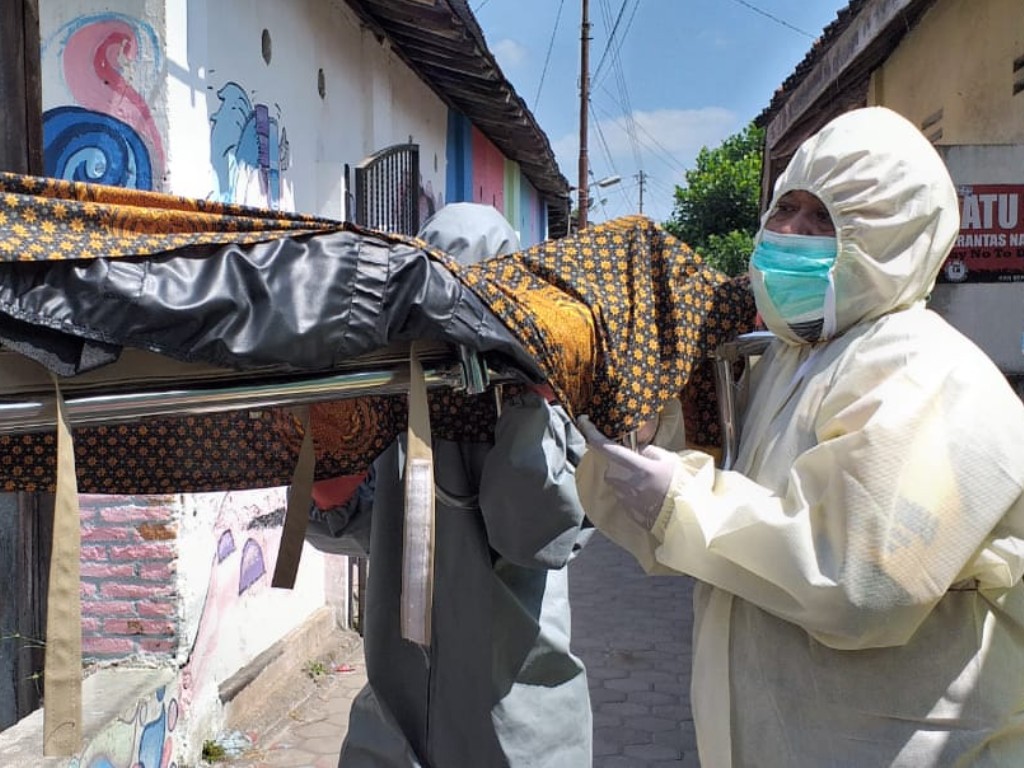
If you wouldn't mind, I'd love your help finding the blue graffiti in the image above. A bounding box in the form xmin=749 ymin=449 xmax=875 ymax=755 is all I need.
xmin=137 ymin=694 xmax=167 ymax=768
xmin=210 ymin=82 xmax=290 ymax=208
xmin=43 ymin=106 xmax=153 ymax=189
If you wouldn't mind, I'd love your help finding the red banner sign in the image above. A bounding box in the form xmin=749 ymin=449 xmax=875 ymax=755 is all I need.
xmin=940 ymin=184 xmax=1024 ymax=283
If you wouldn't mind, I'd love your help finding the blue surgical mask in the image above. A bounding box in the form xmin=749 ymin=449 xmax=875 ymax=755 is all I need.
xmin=750 ymin=230 xmax=838 ymax=341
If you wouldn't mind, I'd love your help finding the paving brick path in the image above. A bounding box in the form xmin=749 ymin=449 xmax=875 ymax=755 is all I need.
xmin=223 ymin=531 xmax=699 ymax=767
xmin=569 ymin=531 xmax=699 ymax=767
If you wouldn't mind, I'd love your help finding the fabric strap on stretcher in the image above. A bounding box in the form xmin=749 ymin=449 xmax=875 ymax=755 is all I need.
xmin=44 ymin=376 xmax=82 ymax=755
xmin=401 ymin=342 xmax=435 ymax=646
xmin=38 ymin=352 xmax=436 ymax=758
xmin=42 ymin=376 xmax=325 ymax=756
xmin=271 ymin=405 xmax=315 ymax=589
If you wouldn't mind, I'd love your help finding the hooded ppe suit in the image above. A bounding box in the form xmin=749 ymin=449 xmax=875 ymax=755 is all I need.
xmin=578 ymin=107 xmax=1024 ymax=767
xmin=314 ymin=203 xmax=594 ymax=767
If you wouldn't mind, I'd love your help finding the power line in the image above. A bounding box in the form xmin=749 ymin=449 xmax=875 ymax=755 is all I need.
xmin=593 ymin=95 xmax=687 ymax=175
xmin=598 ymin=0 xmax=643 ymax=170
xmin=591 ymin=0 xmax=630 ymax=84
xmin=594 ymin=0 xmax=641 ymax=87
xmin=727 ymin=0 xmax=815 ymax=38
xmin=533 ymin=0 xmax=566 ymax=111
xmin=473 ymin=0 xmax=495 ymax=13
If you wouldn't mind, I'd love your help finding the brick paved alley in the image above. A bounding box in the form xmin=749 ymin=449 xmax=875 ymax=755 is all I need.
xmin=569 ymin=531 xmax=699 ymax=767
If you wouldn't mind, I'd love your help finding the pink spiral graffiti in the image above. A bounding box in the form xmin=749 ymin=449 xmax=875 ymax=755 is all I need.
xmin=63 ymin=19 xmax=165 ymax=176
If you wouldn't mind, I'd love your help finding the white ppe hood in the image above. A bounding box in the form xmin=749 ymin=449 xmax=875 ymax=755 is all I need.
xmin=752 ymin=106 xmax=960 ymax=344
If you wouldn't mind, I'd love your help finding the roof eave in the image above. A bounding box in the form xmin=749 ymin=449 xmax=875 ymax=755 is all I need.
xmin=342 ymin=0 xmax=571 ymax=205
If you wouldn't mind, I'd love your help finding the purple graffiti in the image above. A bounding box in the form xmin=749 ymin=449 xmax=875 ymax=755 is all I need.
xmin=217 ymin=530 xmax=236 ymax=563
xmin=239 ymin=539 xmax=266 ymax=594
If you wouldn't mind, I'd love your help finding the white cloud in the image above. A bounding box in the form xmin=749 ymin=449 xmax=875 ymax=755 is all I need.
xmin=549 ymin=107 xmax=743 ymax=222
xmin=553 ymin=107 xmax=739 ymax=178
xmin=490 ymin=38 xmax=529 ymax=70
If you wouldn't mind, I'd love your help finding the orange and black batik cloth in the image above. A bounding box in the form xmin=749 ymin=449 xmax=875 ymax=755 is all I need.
xmin=0 ymin=174 xmax=755 ymax=494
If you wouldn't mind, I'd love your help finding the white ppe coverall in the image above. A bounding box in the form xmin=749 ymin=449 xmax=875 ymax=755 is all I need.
xmin=578 ymin=106 xmax=1024 ymax=767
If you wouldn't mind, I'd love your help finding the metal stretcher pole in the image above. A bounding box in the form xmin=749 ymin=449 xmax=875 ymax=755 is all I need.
xmin=712 ymin=331 xmax=774 ymax=470
xmin=0 ymin=353 xmax=513 ymax=434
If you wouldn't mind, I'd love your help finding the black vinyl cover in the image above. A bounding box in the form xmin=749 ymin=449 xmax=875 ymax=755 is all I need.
xmin=0 ymin=229 xmax=543 ymax=381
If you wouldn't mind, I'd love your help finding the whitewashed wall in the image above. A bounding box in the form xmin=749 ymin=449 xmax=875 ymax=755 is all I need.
xmin=36 ymin=0 xmax=453 ymax=761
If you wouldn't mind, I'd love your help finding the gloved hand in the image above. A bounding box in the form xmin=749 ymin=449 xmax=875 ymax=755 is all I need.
xmin=576 ymin=415 xmax=677 ymax=530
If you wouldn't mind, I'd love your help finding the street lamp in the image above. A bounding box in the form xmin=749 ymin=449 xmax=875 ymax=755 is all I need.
xmin=592 ymin=174 xmax=621 ymax=189
xmin=571 ymin=175 xmax=621 ymax=230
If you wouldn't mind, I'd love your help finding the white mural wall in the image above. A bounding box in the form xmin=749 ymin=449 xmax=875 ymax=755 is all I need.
xmin=35 ymin=0 xmax=453 ymax=764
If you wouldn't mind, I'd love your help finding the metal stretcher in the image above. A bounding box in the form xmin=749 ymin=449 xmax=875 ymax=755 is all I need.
xmin=712 ymin=330 xmax=774 ymax=471
xmin=0 ymin=341 xmax=507 ymax=433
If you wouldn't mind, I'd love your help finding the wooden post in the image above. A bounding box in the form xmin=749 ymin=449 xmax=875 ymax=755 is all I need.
xmin=0 ymin=0 xmax=44 ymax=174
xmin=576 ymin=0 xmax=590 ymax=232
xmin=0 ymin=0 xmax=47 ymax=735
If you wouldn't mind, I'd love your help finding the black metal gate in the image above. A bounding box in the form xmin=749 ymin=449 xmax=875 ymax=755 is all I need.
xmin=354 ymin=143 xmax=420 ymax=235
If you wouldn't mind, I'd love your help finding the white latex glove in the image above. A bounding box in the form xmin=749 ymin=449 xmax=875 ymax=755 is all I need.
xmin=576 ymin=415 xmax=677 ymax=530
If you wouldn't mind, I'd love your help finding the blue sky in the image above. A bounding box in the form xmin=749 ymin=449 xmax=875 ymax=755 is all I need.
xmin=472 ymin=0 xmax=850 ymax=224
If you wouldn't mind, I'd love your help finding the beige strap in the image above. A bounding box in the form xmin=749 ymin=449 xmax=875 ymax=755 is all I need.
xmin=271 ymin=405 xmax=315 ymax=589
xmin=400 ymin=342 xmax=435 ymax=646
xmin=43 ymin=376 xmax=82 ymax=755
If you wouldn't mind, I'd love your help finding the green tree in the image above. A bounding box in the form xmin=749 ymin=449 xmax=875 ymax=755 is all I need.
xmin=664 ymin=122 xmax=765 ymax=276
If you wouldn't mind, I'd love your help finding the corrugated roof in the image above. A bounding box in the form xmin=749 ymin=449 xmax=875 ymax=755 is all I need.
xmin=342 ymin=0 xmax=571 ymax=234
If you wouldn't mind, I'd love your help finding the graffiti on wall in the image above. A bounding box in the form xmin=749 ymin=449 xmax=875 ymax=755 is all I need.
xmin=41 ymin=13 xmax=165 ymax=190
xmin=419 ymin=176 xmax=442 ymax=224
xmin=179 ymin=491 xmax=285 ymax=715
xmin=210 ymin=82 xmax=293 ymax=209
xmin=69 ymin=684 xmax=180 ymax=768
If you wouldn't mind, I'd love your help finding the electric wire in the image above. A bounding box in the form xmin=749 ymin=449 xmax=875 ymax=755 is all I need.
xmin=594 ymin=0 xmax=641 ymax=87
xmin=591 ymin=0 xmax=631 ymax=84
xmin=597 ymin=0 xmax=643 ymax=170
xmin=727 ymin=0 xmax=815 ymax=38
xmin=532 ymin=0 xmax=566 ymax=111
xmin=594 ymin=95 xmax=687 ymax=175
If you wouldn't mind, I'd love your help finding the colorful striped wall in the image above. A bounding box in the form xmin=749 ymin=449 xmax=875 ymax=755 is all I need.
xmin=445 ymin=110 xmax=549 ymax=246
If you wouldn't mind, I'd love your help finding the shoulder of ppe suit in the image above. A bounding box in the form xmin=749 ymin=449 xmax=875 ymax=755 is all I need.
xmin=829 ymin=308 xmax=1009 ymax=387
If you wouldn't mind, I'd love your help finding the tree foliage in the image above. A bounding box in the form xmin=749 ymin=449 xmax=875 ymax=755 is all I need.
xmin=664 ymin=122 xmax=765 ymax=276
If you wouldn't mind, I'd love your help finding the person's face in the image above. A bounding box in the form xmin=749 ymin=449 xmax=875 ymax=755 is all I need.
xmin=765 ymin=190 xmax=835 ymax=237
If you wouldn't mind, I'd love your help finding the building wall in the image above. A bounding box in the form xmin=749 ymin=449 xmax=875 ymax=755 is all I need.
xmin=869 ymin=0 xmax=1024 ymax=143
xmin=446 ymin=112 xmax=549 ymax=244
xmin=31 ymin=0 xmax=525 ymax=762
xmin=27 ymin=0 xmax=559 ymax=760
xmin=80 ymin=496 xmax=179 ymax=659
xmin=864 ymin=0 xmax=1024 ymax=374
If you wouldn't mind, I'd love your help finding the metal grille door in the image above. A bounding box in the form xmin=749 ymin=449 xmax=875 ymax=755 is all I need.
xmin=354 ymin=143 xmax=420 ymax=235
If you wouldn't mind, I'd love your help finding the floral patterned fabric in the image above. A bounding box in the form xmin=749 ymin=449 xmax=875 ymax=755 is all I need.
xmin=0 ymin=175 xmax=755 ymax=493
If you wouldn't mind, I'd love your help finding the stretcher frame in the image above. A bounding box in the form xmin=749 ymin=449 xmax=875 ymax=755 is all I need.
xmin=0 ymin=341 xmax=507 ymax=433
xmin=712 ymin=330 xmax=774 ymax=471
xmin=0 ymin=338 xmax=514 ymax=756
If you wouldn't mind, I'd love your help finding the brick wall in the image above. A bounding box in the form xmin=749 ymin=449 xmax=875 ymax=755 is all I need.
xmin=79 ymin=495 xmax=179 ymax=661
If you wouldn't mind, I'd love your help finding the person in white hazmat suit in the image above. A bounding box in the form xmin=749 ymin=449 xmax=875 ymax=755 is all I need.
xmin=576 ymin=106 xmax=1024 ymax=767
xmin=309 ymin=202 xmax=594 ymax=767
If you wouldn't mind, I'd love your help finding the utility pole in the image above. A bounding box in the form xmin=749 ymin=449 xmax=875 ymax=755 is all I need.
xmin=576 ymin=0 xmax=590 ymax=232
xmin=637 ymin=170 xmax=646 ymax=214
